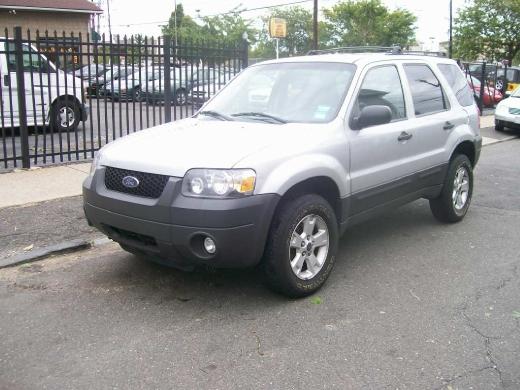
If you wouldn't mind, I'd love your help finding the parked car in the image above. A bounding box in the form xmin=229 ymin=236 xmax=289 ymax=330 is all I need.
xmin=0 ymin=39 xmax=87 ymax=132
xmin=105 ymin=67 xmax=162 ymax=102
xmin=90 ymin=66 xmax=133 ymax=98
xmin=84 ymin=51 xmax=481 ymax=297
xmin=466 ymin=75 xmax=503 ymax=107
xmin=496 ymin=67 xmax=520 ymax=96
xmin=143 ymin=67 xmax=221 ymax=106
xmin=71 ymin=64 xmax=107 ymax=81
xmin=189 ymin=74 xmax=230 ymax=105
xmin=494 ymin=86 xmax=520 ymax=131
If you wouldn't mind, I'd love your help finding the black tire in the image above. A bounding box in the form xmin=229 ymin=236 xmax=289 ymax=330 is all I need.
xmin=262 ymin=194 xmax=339 ymax=298
xmin=174 ymin=89 xmax=187 ymax=106
xmin=50 ymin=99 xmax=80 ymax=132
xmin=495 ymin=119 xmax=505 ymax=131
xmin=429 ymin=154 xmax=473 ymax=223
xmin=132 ymin=86 xmax=142 ymax=102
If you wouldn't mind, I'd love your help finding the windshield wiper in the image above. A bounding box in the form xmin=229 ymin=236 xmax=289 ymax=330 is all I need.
xmin=231 ymin=112 xmax=287 ymax=124
xmin=199 ymin=110 xmax=234 ymax=121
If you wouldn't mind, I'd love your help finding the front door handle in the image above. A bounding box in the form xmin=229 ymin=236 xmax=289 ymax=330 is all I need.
xmin=443 ymin=121 xmax=455 ymax=130
xmin=397 ymin=131 xmax=413 ymax=142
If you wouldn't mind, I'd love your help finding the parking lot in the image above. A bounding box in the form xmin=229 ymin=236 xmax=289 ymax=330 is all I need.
xmin=1 ymin=139 xmax=519 ymax=389
xmin=1 ymin=99 xmax=195 ymax=169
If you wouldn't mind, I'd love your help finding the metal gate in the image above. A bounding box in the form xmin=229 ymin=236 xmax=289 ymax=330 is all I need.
xmin=0 ymin=27 xmax=248 ymax=170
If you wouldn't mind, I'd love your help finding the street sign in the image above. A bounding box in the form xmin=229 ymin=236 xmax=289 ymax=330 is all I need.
xmin=269 ymin=18 xmax=287 ymax=39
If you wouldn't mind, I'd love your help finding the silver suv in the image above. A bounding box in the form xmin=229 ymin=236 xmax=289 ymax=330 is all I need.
xmin=83 ymin=50 xmax=482 ymax=297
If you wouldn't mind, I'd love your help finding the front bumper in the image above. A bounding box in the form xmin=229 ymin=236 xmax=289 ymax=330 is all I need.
xmin=83 ymin=167 xmax=280 ymax=269
xmin=495 ymin=111 xmax=520 ymax=125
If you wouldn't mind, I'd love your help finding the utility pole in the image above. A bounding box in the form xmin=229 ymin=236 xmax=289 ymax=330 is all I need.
xmin=449 ymin=0 xmax=453 ymax=58
xmin=313 ymin=0 xmax=318 ymax=50
xmin=106 ymin=0 xmax=112 ymax=37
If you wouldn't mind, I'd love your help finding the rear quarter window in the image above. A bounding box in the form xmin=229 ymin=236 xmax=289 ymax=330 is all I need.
xmin=438 ymin=64 xmax=474 ymax=107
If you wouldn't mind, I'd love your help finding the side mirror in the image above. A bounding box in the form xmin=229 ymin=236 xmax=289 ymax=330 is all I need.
xmin=352 ymin=105 xmax=393 ymax=130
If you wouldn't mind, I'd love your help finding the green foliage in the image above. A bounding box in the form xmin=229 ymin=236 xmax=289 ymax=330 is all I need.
xmin=453 ymin=0 xmax=520 ymax=62
xmin=162 ymin=4 xmax=255 ymax=47
xmin=322 ymin=0 xmax=417 ymax=47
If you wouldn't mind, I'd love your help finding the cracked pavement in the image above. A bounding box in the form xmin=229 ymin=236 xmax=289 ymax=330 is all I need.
xmin=0 ymin=140 xmax=519 ymax=389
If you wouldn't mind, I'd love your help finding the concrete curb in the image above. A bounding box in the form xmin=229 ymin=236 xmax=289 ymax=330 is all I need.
xmin=0 ymin=237 xmax=112 ymax=269
xmin=482 ymin=135 xmax=518 ymax=147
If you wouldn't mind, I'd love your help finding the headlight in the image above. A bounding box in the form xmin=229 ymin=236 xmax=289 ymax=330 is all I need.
xmin=182 ymin=169 xmax=256 ymax=198
xmin=90 ymin=151 xmax=102 ymax=174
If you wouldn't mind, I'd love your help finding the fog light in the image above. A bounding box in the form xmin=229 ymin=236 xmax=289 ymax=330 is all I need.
xmin=203 ymin=237 xmax=216 ymax=254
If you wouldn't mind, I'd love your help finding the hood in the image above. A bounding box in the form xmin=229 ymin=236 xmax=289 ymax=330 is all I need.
xmin=99 ymin=118 xmax=304 ymax=177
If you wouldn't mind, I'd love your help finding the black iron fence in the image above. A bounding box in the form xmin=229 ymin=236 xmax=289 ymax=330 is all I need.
xmin=460 ymin=61 xmax=516 ymax=112
xmin=0 ymin=27 xmax=248 ymax=170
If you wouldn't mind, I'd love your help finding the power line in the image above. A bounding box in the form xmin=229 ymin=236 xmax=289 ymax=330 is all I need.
xmin=112 ymin=0 xmax=313 ymax=27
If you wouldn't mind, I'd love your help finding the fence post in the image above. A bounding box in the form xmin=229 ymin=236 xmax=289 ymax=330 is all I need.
xmin=242 ymin=38 xmax=249 ymax=69
xmin=14 ymin=26 xmax=31 ymax=168
xmin=502 ymin=62 xmax=508 ymax=95
xmin=163 ymin=37 xmax=172 ymax=123
xmin=478 ymin=62 xmax=486 ymax=112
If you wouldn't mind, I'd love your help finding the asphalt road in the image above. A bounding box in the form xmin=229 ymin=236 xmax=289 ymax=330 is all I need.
xmin=1 ymin=140 xmax=519 ymax=389
xmin=1 ymin=99 xmax=196 ymax=170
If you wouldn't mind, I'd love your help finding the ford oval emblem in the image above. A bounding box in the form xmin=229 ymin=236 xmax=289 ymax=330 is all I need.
xmin=122 ymin=176 xmax=140 ymax=188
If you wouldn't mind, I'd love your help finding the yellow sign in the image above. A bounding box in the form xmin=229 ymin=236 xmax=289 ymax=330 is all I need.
xmin=269 ymin=18 xmax=287 ymax=39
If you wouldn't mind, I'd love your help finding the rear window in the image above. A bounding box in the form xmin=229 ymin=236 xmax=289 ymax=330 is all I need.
xmin=438 ymin=64 xmax=475 ymax=107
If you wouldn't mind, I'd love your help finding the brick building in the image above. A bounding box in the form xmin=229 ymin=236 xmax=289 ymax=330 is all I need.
xmin=0 ymin=0 xmax=103 ymax=67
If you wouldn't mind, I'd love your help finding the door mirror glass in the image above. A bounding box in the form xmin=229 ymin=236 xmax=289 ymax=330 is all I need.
xmin=352 ymin=105 xmax=392 ymax=130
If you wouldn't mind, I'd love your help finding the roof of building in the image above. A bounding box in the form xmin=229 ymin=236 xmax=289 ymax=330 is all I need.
xmin=0 ymin=0 xmax=102 ymax=14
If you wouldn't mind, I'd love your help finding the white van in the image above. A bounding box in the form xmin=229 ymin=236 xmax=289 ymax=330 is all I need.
xmin=0 ymin=39 xmax=87 ymax=132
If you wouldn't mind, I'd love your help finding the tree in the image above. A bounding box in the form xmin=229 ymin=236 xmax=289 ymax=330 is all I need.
xmin=162 ymin=4 xmax=255 ymax=47
xmin=453 ymin=0 xmax=520 ymax=62
xmin=323 ymin=0 xmax=416 ymax=48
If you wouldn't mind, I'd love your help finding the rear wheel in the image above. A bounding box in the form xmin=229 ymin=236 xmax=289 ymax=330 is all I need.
xmin=51 ymin=99 xmax=80 ymax=132
xmin=429 ymin=154 xmax=473 ymax=223
xmin=262 ymin=194 xmax=338 ymax=297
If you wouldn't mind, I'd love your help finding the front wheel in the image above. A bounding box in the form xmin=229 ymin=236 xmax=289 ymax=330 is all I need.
xmin=429 ymin=154 xmax=473 ymax=223
xmin=495 ymin=119 xmax=505 ymax=132
xmin=51 ymin=99 xmax=80 ymax=132
xmin=262 ymin=194 xmax=338 ymax=297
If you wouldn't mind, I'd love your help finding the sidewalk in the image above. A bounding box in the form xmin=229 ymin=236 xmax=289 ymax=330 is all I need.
xmin=0 ymin=162 xmax=90 ymax=209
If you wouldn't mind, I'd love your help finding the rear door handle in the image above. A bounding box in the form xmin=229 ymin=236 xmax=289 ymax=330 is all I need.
xmin=443 ymin=121 xmax=455 ymax=130
xmin=397 ymin=131 xmax=413 ymax=142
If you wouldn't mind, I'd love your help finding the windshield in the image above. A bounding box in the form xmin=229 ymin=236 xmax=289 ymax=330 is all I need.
xmin=201 ymin=62 xmax=356 ymax=123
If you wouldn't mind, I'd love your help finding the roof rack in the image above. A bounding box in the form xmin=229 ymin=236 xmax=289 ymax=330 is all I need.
xmin=307 ymin=45 xmax=447 ymax=58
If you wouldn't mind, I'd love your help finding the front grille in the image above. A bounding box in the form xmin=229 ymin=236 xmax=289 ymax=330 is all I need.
xmin=104 ymin=166 xmax=169 ymax=198
xmin=509 ymin=107 xmax=520 ymax=115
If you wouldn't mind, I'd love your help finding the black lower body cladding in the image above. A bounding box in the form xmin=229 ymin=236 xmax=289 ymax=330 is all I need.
xmin=83 ymin=167 xmax=280 ymax=269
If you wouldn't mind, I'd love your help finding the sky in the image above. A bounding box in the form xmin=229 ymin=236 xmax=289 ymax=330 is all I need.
xmin=96 ymin=0 xmax=468 ymax=50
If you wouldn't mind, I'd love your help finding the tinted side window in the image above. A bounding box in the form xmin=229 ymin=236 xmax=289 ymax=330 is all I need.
xmin=404 ymin=64 xmax=448 ymax=116
xmin=353 ymin=65 xmax=406 ymax=121
xmin=438 ymin=64 xmax=474 ymax=107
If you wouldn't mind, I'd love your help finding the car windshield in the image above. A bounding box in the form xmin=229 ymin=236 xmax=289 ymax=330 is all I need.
xmin=201 ymin=62 xmax=356 ymax=123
